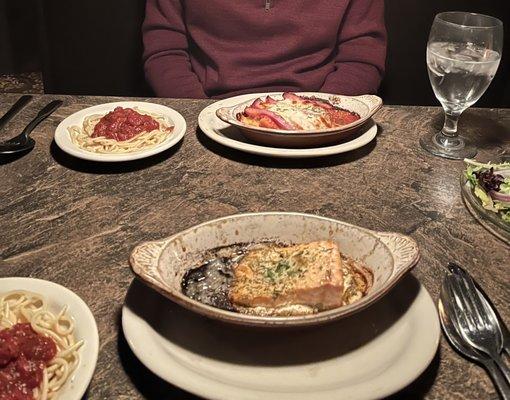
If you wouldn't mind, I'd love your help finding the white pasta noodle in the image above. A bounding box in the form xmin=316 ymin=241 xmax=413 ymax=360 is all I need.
xmin=68 ymin=107 xmax=173 ymax=154
xmin=0 ymin=291 xmax=84 ymax=400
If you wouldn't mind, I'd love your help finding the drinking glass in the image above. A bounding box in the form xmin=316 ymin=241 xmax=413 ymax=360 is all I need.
xmin=420 ymin=12 xmax=503 ymax=159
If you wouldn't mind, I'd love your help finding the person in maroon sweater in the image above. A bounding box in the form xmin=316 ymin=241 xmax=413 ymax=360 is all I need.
xmin=142 ymin=0 xmax=386 ymax=99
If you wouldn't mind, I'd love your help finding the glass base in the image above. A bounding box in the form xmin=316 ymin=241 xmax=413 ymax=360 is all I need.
xmin=420 ymin=132 xmax=477 ymax=160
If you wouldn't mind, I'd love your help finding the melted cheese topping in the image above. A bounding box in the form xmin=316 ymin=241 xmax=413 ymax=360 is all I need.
xmin=266 ymin=99 xmax=328 ymax=129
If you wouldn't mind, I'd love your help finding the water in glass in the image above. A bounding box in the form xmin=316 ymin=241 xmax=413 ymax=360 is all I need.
xmin=420 ymin=12 xmax=503 ymax=159
xmin=427 ymin=41 xmax=501 ymax=115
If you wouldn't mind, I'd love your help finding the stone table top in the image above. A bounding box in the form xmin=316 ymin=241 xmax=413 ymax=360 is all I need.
xmin=0 ymin=94 xmax=509 ymax=400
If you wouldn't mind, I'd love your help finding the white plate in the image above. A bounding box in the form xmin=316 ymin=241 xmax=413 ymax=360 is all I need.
xmin=0 ymin=277 xmax=99 ymax=400
xmin=122 ymin=275 xmax=440 ymax=400
xmin=54 ymin=101 xmax=186 ymax=162
xmin=198 ymin=93 xmax=377 ymax=158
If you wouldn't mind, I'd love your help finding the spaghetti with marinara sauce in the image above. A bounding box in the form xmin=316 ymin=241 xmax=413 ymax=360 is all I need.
xmin=68 ymin=107 xmax=174 ymax=154
xmin=0 ymin=291 xmax=83 ymax=400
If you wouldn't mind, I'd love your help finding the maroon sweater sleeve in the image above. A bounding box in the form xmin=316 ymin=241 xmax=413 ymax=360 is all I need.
xmin=321 ymin=0 xmax=387 ymax=95
xmin=142 ymin=0 xmax=206 ymax=98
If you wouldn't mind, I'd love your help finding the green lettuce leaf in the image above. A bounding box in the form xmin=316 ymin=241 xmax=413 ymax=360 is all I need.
xmin=464 ymin=158 xmax=510 ymax=171
xmin=473 ymin=185 xmax=495 ymax=210
xmin=500 ymin=179 xmax=510 ymax=194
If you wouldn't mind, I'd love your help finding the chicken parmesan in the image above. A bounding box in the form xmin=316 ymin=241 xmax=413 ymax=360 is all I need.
xmin=236 ymin=92 xmax=360 ymax=131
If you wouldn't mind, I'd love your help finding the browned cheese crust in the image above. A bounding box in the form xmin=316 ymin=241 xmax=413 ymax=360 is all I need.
xmin=229 ymin=241 xmax=371 ymax=311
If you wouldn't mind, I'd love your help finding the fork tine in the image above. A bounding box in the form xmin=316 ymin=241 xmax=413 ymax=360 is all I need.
xmin=448 ymin=274 xmax=478 ymax=331
xmin=448 ymin=268 xmax=482 ymax=326
xmin=456 ymin=275 xmax=486 ymax=331
xmin=450 ymin=264 xmax=494 ymax=333
xmin=447 ymin=276 xmax=482 ymax=338
xmin=444 ymin=276 xmax=471 ymax=335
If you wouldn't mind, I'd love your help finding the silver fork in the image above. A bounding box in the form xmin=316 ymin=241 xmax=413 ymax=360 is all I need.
xmin=451 ymin=262 xmax=510 ymax=356
xmin=446 ymin=263 xmax=510 ymax=383
xmin=439 ymin=284 xmax=510 ymax=399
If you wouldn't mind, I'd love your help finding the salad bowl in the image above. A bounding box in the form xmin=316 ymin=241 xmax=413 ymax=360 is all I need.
xmin=462 ymin=159 xmax=510 ymax=243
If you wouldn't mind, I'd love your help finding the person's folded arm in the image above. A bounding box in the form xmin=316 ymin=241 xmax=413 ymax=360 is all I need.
xmin=321 ymin=0 xmax=387 ymax=95
xmin=143 ymin=0 xmax=206 ymax=98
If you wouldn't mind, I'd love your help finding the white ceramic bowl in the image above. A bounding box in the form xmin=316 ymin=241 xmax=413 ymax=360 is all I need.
xmin=198 ymin=97 xmax=379 ymax=158
xmin=215 ymin=92 xmax=382 ymax=147
xmin=130 ymin=212 xmax=419 ymax=328
xmin=0 ymin=277 xmax=99 ymax=400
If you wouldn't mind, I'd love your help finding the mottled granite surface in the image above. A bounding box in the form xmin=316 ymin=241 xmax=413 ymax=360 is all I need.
xmin=0 ymin=94 xmax=509 ymax=400
xmin=0 ymin=72 xmax=43 ymax=94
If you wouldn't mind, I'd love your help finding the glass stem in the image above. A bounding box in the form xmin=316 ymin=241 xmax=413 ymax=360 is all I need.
xmin=441 ymin=112 xmax=460 ymax=137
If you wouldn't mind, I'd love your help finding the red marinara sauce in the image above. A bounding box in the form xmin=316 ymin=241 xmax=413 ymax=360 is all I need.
xmin=92 ymin=107 xmax=160 ymax=141
xmin=0 ymin=323 xmax=57 ymax=400
xmin=330 ymin=109 xmax=360 ymax=126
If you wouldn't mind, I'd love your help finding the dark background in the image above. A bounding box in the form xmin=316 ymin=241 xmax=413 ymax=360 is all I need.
xmin=1 ymin=0 xmax=509 ymax=106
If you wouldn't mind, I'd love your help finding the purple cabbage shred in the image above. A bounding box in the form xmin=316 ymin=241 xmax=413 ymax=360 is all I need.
xmin=474 ymin=168 xmax=504 ymax=192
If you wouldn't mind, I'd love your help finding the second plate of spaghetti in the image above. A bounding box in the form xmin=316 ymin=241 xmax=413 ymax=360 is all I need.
xmin=0 ymin=277 xmax=99 ymax=400
xmin=55 ymin=101 xmax=186 ymax=162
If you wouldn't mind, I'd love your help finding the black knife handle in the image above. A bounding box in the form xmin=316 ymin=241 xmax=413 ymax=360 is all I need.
xmin=21 ymin=100 xmax=63 ymax=140
xmin=0 ymin=95 xmax=33 ymax=131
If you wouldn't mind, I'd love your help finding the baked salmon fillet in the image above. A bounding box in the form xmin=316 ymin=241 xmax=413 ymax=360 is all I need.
xmin=229 ymin=240 xmax=368 ymax=312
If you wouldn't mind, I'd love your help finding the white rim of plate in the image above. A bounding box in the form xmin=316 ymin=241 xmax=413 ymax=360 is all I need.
xmin=197 ymin=92 xmax=378 ymax=158
xmin=54 ymin=101 xmax=187 ymax=162
xmin=122 ymin=278 xmax=440 ymax=400
xmin=0 ymin=277 xmax=99 ymax=400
